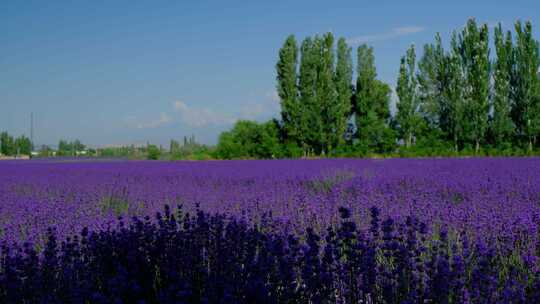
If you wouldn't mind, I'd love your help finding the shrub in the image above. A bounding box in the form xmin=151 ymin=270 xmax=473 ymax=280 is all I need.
xmin=147 ymin=145 xmax=161 ymax=160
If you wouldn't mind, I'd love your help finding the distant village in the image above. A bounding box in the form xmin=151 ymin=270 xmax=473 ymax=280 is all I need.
xmin=0 ymin=131 xmax=210 ymax=160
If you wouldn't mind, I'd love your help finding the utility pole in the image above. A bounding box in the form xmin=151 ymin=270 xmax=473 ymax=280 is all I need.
xmin=30 ymin=112 xmax=34 ymax=152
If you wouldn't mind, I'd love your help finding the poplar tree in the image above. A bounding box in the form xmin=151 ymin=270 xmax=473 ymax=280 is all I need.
xmin=355 ymin=44 xmax=393 ymax=152
xmin=444 ymin=32 xmax=466 ymax=152
xmin=170 ymin=139 xmax=180 ymax=154
xmin=14 ymin=135 xmax=32 ymax=156
xmin=459 ymin=19 xmax=491 ymax=153
xmin=276 ymin=35 xmax=300 ymax=144
xmin=355 ymin=44 xmax=377 ymax=137
xmin=331 ymin=37 xmax=353 ymax=151
xmin=512 ymin=21 xmax=540 ymax=151
xmin=418 ymin=33 xmax=446 ymax=131
xmin=396 ymin=44 xmax=421 ymax=147
xmin=316 ymin=32 xmax=337 ymax=154
xmin=418 ymin=32 xmax=465 ymax=152
xmin=0 ymin=132 xmax=15 ymax=156
xmin=298 ymin=37 xmax=320 ymax=155
xmin=491 ymin=24 xmax=515 ymax=147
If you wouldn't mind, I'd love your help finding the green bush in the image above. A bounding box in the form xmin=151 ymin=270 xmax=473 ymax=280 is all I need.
xmin=147 ymin=145 xmax=161 ymax=160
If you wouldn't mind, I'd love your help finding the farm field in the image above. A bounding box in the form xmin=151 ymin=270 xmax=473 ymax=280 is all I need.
xmin=3 ymin=1 xmax=540 ymax=302
xmin=1 ymin=158 xmax=539 ymax=245
xmin=1 ymin=158 xmax=540 ymax=302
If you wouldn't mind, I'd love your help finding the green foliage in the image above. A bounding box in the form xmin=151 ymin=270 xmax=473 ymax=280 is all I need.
xmin=280 ymin=141 xmax=304 ymax=158
xmin=0 ymin=132 xmax=15 ymax=156
xmin=0 ymin=132 xmax=32 ymax=156
xmin=5 ymin=18 xmax=539 ymax=162
xmin=398 ymin=129 xmax=456 ymax=157
xmin=168 ymin=135 xmax=213 ymax=160
xmin=417 ymin=34 xmax=446 ymax=130
xmin=459 ymin=19 xmax=491 ymax=152
xmin=446 ymin=32 xmax=467 ymax=152
xmin=14 ymin=136 xmax=32 ymax=156
xmin=146 ymin=144 xmax=161 ymax=160
xmin=215 ymin=120 xmax=282 ymax=159
xmin=215 ymin=131 xmax=242 ymax=159
xmin=298 ymin=36 xmax=323 ymax=155
xmin=316 ymin=32 xmax=338 ymax=154
xmin=331 ymin=37 xmax=353 ymax=151
xmin=100 ymin=188 xmax=130 ymax=216
xmin=512 ymin=21 xmax=540 ymax=151
xmin=38 ymin=145 xmax=53 ymax=157
xmin=215 ymin=20 xmax=540 ymax=160
xmin=305 ymin=169 xmax=355 ymax=195
xmin=396 ymin=44 xmax=422 ymax=147
xmin=169 ymin=139 xmax=181 ymax=156
xmin=276 ymin=35 xmax=300 ymax=144
xmin=491 ymin=24 xmax=516 ymax=147
xmin=257 ymin=120 xmax=283 ymax=158
xmin=97 ymin=145 xmax=145 ymax=159
xmin=416 ymin=21 xmax=491 ymax=153
xmin=355 ymin=44 xmax=394 ymax=152
xmin=57 ymin=139 xmax=86 ymax=156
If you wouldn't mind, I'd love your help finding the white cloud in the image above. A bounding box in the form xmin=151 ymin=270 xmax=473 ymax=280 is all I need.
xmin=136 ymin=112 xmax=171 ymax=129
xmin=394 ymin=26 xmax=425 ymax=35
xmin=347 ymin=26 xmax=425 ymax=45
xmin=131 ymin=93 xmax=281 ymax=131
xmin=237 ymin=90 xmax=281 ymax=120
xmin=173 ymin=101 xmax=236 ymax=127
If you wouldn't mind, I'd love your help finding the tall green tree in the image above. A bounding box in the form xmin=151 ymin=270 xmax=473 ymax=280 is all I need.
xmin=276 ymin=35 xmax=300 ymax=144
xmin=14 ymin=135 xmax=32 ymax=155
xmin=316 ymin=32 xmax=337 ymax=154
xmin=491 ymin=24 xmax=515 ymax=147
xmin=58 ymin=140 xmax=71 ymax=156
xmin=396 ymin=44 xmax=422 ymax=147
xmin=355 ymin=44 xmax=394 ymax=153
xmin=0 ymin=132 xmax=15 ymax=156
xmin=169 ymin=139 xmax=180 ymax=154
xmin=512 ymin=21 xmax=540 ymax=151
xmin=418 ymin=32 xmax=466 ymax=152
xmin=444 ymin=32 xmax=467 ymax=152
xmin=417 ymin=33 xmax=447 ymax=130
xmin=298 ymin=36 xmax=321 ymax=155
xmin=331 ymin=37 xmax=353 ymax=150
xmin=73 ymin=139 xmax=85 ymax=152
xmin=257 ymin=120 xmax=282 ymax=158
xmin=355 ymin=44 xmax=376 ymax=143
xmin=459 ymin=19 xmax=491 ymax=153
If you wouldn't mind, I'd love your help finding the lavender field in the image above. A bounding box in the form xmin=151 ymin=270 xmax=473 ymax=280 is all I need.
xmin=2 ymin=158 xmax=540 ymax=302
xmin=2 ymin=158 xmax=540 ymax=245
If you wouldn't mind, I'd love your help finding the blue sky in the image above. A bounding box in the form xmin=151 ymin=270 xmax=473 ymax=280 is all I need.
xmin=1 ymin=0 xmax=539 ymax=147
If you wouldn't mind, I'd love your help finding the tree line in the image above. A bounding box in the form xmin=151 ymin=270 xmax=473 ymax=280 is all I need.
xmin=4 ymin=19 xmax=539 ymax=160
xmin=0 ymin=131 xmax=32 ymax=156
xmin=56 ymin=139 xmax=86 ymax=156
xmin=408 ymin=19 xmax=540 ymax=153
xmin=0 ymin=131 xmax=214 ymax=160
xmin=216 ymin=18 xmax=540 ymax=158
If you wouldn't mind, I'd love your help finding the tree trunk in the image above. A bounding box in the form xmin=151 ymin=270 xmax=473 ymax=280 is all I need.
xmin=475 ymin=140 xmax=480 ymax=154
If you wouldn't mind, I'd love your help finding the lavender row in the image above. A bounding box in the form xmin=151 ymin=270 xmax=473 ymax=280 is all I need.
xmin=1 ymin=158 xmax=539 ymax=244
xmin=1 ymin=205 xmax=539 ymax=303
